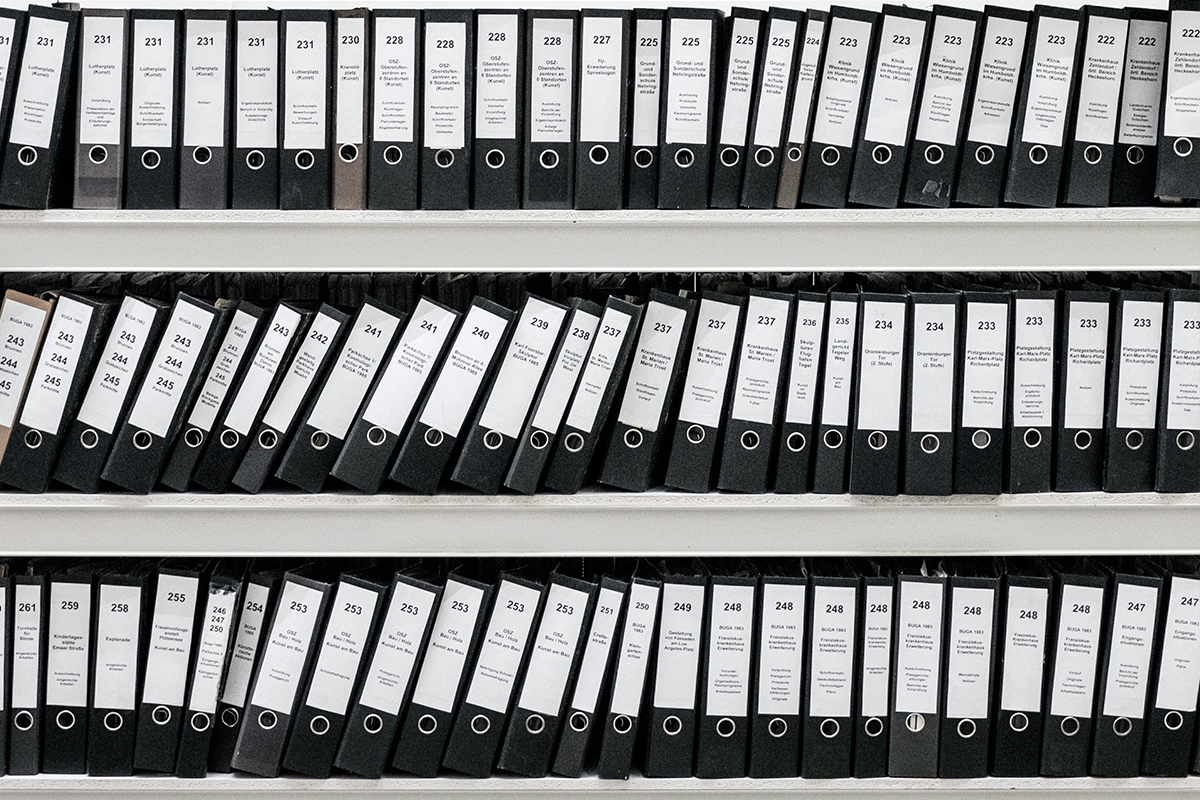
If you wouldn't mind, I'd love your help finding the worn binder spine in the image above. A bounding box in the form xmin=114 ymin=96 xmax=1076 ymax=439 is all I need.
xmin=73 ymin=9 xmax=128 ymax=210
xmin=740 ymin=7 xmax=802 ymax=209
xmin=125 ymin=10 xmax=182 ymax=210
xmin=848 ymin=292 xmax=907 ymax=496
xmin=230 ymin=10 xmax=280 ymax=210
xmin=903 ymin=292 xmax=958 ymax=496
xmin=420 ymin=9 xmax=473 ymax=209
xmin=575 ymin=9 xmax=631 ymax=210
xmin=626 ymin=9 xmax=664 ymax=209
xmin=279 ymin=9 xmax=333 ymax=210
xmin=332 ymin=8 xmax=369 ymax=210
xmin=1110 ymin=8 xmax=1169 ymax=207
xmin=1155 ymin=0 xmax=1200 ymax=201
xmin=1104 ymin=289 xmax=1166 ymax=492
xmin=888 ymin=573 xmax=947 ymax=778
xmin=523 ymin=10 xmax=579 ymax=209
xmin=178 ymin=10 xmax=232 ymax=210
xmin=811 ymin=292 xmax=859 ymax=494
xmin=368 ymin=9 xmax=421 ymax=210
xmin=471 ymin=10 xmax=524 ymax=210
xmin=1006 ymin=289 xmax=1057 ymax=493
xmin=774 ymin=291 xmax=826 ymax=493
xmin=708 ymin=8 xmax=766 ymax=209
xmin=953 ymin=291 xmax=1010 ymax=495
xmin=1156 ymin=289 xmax=1200 ymax=492
xmin=774 ymin=10 xmax=826 ymax=208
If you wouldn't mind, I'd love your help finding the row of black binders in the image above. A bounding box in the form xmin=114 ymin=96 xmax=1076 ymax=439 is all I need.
xmin=7 ymin=270 xmax=1200 ymax=496
xmin=3 ymin=554 xmax=1200 ymax=781
xmin=0 ymin=1 xmax=1198 ymax=212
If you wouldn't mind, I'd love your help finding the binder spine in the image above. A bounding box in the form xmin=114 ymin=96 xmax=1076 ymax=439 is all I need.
xmin=953 ymin=292 xmax=1011 ymax=495
xmin=331 ymin=9 xmax=369 ymax=211
xmin=853 ymin=576 xmax=893 ymax=778
xmin=368 ymin=9 xmax=422 ymax=210
xmin=740 ymin=8 xmax=802 ymax=209
xmin=642 ymin=574 xmax=706 ymax=778
xmin=471 ymin=11 xmax=524 ymax=210
xmin=990 ymin=574 xmax=1052 ymax=777
xmin=887 ymin=574 xmax=946 ymax=778
xmin=419 ymin=9 xmax=474 ymax=210
xmin=903 ymin=293 xmax=958 ymax=496
xmin=625 ymin=10 xmax=664 ymax=210
xmin=9 ymin=575 xmax=47 ymax=776
xmin=848 ymin=293 xmax=906 ymax=496
xmin=73 ymin=9 xmax=128 ymax=210
xmin=802 ymin=575 xmax=857 ymax=778
xmin=522 ymin=11 xmax=579 ymax=209
xmin=125 ymin=10 xmax=183 ymax=210
xmin=1155 ymin=289 xmax=1200 ymax=492
xmin=811 ymin=293 xmax=859 ymax=495
xmin=1110 ymin=9 xmax=1168 ymax=207
xmin=937 ymin=575 xmax=999 ymax=778
xmin=708 ymin=9 xmax=766 ymax=209
xmin=1103 ymin=290 xmax=1166 ymax=492
xmin=774 ymin=11 xmax=826 ymax=208
xmin=279 ymin=10 xmax=333 ymax=210
xmin=575 ymin=10 xmax=631 ymax=211
xmin=596 ymin=578 xmax=661 ymax=780
xmin=774 ymin=293 xmax=826 ymax=494
xmin=178 ymin=10 xmax=233 ymax=210
xmin=1155 ymin=0 xmax=1200 ymax=201
xmin=747 ymin=575 xmax=805 ymax=779
xmin=231 ymin=10 xmax=281 ymax=210
xmin=695 ymin=575 xmax=755 ymax=778
xmin=1006 ymin=290 xmax=1056 ymax=494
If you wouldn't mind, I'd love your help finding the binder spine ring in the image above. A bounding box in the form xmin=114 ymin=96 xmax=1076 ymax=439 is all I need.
xmin=824 ymin=429 xmax=843 ymax=449
xmin=152 ymin=706 xmax=172 ymax=725
xmin=311 ymin=431 xmax=331 ymax=450
xmin=787 ymin=145 xmax=802 ymax=162
xmin=363 ymin=714 xmax=383 ymax=734
xmin=1165 ymin=711 xmax=1184 ymax=731
xmin=971 ymin=429 xmax=991 ymax=449
xmin=383 ymin=146 xmax=403 ymax=165
xmin=1074 ymin=430 xmax=1092 ymax=449
xmin=1113 ymin=716 xmax=1132 ymax=736
xmin=674 ymin=148 xmax=695 ymax=168
xmin=569 ymin=712 xmax=588 ymax=732
xmin=530 ymin=430 xmax=549 ymax=449
xmin=366 ymin=426 xmax=387 ymax=446
xmin=485 ymin=149 xmax=505 ymax=169
xmin=905 ymin=713 xmax=925 ymax=732
xmin=296 ymin=151 xmax=315 ymax=170
xmin=484 ymin=430 xmax=503 ymax=450
xmin=133 ymin=430 xmax=153 ymax=450
xmin=104 ymin=712 xmax=124 ymax=731
xmin=754 ymin=147 xmax=774 ymax=167
xmin=470 ymin=714 xmax=490 ymax=735
xmin=867 ymin=431 xmax=887 ymax=450
xmin=435 ymin=149 xmax=455 ymax=168
xmin=258 ymin=710 xmax=277 ymax=730
xmin=1083 ymin=145 xmax=1102 ymax=165
xmin=1061 ymin=716 xmax=1079 ymax=736
xmin=1178 ymin=431 xmax=1195 ymax=451
xmin=1126 ymin=146 xmax=1145 ymax=165
xmin=539 ymin=150 xmax=560 ymax=169
xmin=1174 ymin=138 xmax=1193 ymax=158
xmin=786 ymin=432 xmax=806 ymax=452
xmin=1023 ymin=428 xmax=1041 ymax=448
xmin=184 ymin=427 xmax=204 ymax=447
xmin=871 ymin=145 xmax=891 ymax=165
xmin=14 ymin=710 xmax=34 ymax=731
xmin=720 ymin=147 xmax=740 ymax=167
xmin=768 ymin=717 xmax=787 ymax=737
xmin=687 ymin=424 xmax=705 ymax=444
xmin=820 ymin=718 xmax=840 ymax=738
xmin=741 ymin=430 xmax=760 ymax=450
xmin=1028 ymin=145 xmax=1048 ymax=165
xmin=221 ymin=708 xmax=239 ymax=727
xmin=56 ymin=710 xmax=76 ymax=730
xmin=259 ymin=429 xmax=278 ymax=449
xmin=957 ymin=718 xmax=976 ymax=738
xmin=1009 ymin=712 xmax=1028 ymax=732
xmin=191 ymin=712 xmax=211 ymax=732
xmin=634 ymin=148 xmax=654 ymax=168
xmin=864 ymin=717 xmax=884 ymax=737
xmin=311 ymin=715 xmax=330 ymax=735
xmin=1125 ymin=430 xmax=1144 ymax=449
xmin=24 ymin=430 xmax=42 ymax=449
xmin=623 ymin=428 xmax=643 ymax=448
xmin=716 ymin=718 xmax=735 ymax=737
xmin=417 ymin=714 xmax=437 ymax=734
xmin=525 ymin=714 xmax=545 ymax=735
xmin=89 ymin=145 xmax=109 ymax=165
xmin=924 ymin=145 xmax=943 ymax=165
xmin=142 ymin=150 xmax=161 ymax=170
xmin=247 ymin=150 xmax=265 ymax=170
xmin=81 ymin=429 xmax=99 ymax=449
xmin=613 ymin=714 xmax=632 ymax=734
xmin=339 ymin=144 xmax=359 ymax=163
xmin=589 ymin=145 xmax=610 ymax=165
xmin=221 ymin=430 xmax=240 ymax=448
xmin=17 ymin=146 xmax=37 ymax=166
xmin=663 ymin=715 xmax=682 ymax=735
xmin=424 ymin=428 xmax=444 ymax=447
xmin=974 ymin=145 xmax=994 ymax=165
xmin=194 ymin=147 xmax=212 ymax=165
xmin=821 ymin=147 xmax=839 ymax=166
xmin=921 ymin=433 xmax=940 ymax=453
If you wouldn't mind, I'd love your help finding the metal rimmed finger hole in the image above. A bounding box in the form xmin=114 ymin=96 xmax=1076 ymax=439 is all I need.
xmin=1074 ymin=430 xmax=1092 ymax=450
xmin=787 ymin=145 xmax=802 ymax=162
xmin=872 ymin=144 xmax=891 ymax=165
xmin=310 ymin=714 xmax=330 ymax=736
xmin=957 ymin=718 xmax=976 ymax=738
xmin=589 ymin=144 xmax=609 ymax=165
xmin=246 ymin=149 xmax=265 ymax=170
xmin=1083 ymin=144 xmax=1102 ymax=165
xmin=716 ymin=717 xmax=736 ymax=738
xmin=820 ymin=718 xmax=840 ymax=738
xmin=530 ymin=430 xmax=549 ymax=450
xmin=1175 ymin=138 xmax=1194 ymax=158
xmin=220 ymin=429 xmax=240 ymax=449
xmin=485 ymin=148 xmax=504 ymax=169
xmin=569 ymin=711 xmax=589 ymax=732
xmin=754 ymin=147 xmax=774 ymax=167
xmin=720 ymin=147 xmax=740 ymax=167
xmin=1009 ymin=712 xmax=1029 ymax=732
xmin=89 ymin=145 xmax=109 ymax=165
xmin=634 ymin=148 xmax=654 ymax=168
xmin=364 ymin=713 xmax=383 ymax=734
xmin=470 ymin=714 xmax=490 ymax=735
xmin=424 ymin=428 xmax=444 ymax=447
xmin=142 ymin=149 xmax=161 ymax=170
xmin=310 ymin=430 xmax=330 ymax=450
xmin=525 ymin=714 xmax=545 ymax=735
xmin=221 ymin=708 xmax=240 ymax=728
xmin=867 ymin=431 xmax=887 ymax=451
xmin=190 ymin=712 xmax=211 ymax=733
xmin=383 ymin=145 xmax=403 ymax=165
xmin=258 ymin=429 xmax=278 ymax=450
xmin=1126 ymin=145 xmax=1144 ymax=165
xmin=864 ymin=716 xmax=884 ymax=737
xmin=14 ymin=710 xmax=34 ymax=731
xmin=824 ymin=429 xmax=843 ymax=449
xmin=1061 ymin=716 xmax=1079 ymax=737
xmin=483 ymin=430 xmax=503 ymax=450
xmin=672 ymin=423 xmax=699 ymax=447
xmin=920 ymin=433 xmax=940 ymax=454
xmin=1165 ymin=710 xmax=1184 ymax=731
xmin=905 ymin=713 xmax=925 ymax=733
xmin=105 ymin=711 xmax=124 ymax=731
xmin=924 ymin=144 xmax=944 ymax=165
xmin=417 ymin=714 xmax=437 ymax=734
xmin=613 ymin=714 xmax=632 ymax=734
xmin=624 ymin=428 xmax=643 ymax=449
xmin=193 ymin=146 xmax=212 ymax=165
xmin=23 ymin=429 xmax=42 ymax=449
xmin=152 ymin=705 xmax=172 ymax=725
xmin=674 ymin=147 xmax=695 ymax=168
xmin=133 ymin=430 xmax=153 ymax=450
xmin=821 ymin=146 xmax=839 ymax=166
xmin=436 ymin=149 xmax=455 ymax=168
xmin=1023 ymin=428 xmax=1042 ymax=448
xmin=81 ymin=428 xmax=99 ymax=449
xmin=339 ymin=143 xmax=359 ymax=163
xmin=56 ymin=709 xmax=76 ymax=730
xmin=367 ymin=425 xmax=387 ymax=446
xmin=971 ymin=429 xmax=991 ymax=449
xmin=295 ymin=150 xmax=315 ymax=170
xmin=975 ymin=145 xmax=994 ymax=165
xmin=768 ymin=717 xmax=787 ymax=738
xmin=258 ymin=710 xmax=277 ymax=730
xmin=1113 ymin=716 xmax=1132 ymax=736
xmin=1178 ymin=431 xmax=1195 ymax=451
xmin=741 ymin=430 xmax=760 ymax=450
xmin=17 ymin=146 xmax=37 ymax=166
xmin=1028 ymin=145 xmax=1048 ymax=165
xmin=539 ymin=149 xmax=559 ymax=169
xmin=663 ymin=715 xmax=682 ymax=735
xmin=564 ymin=432 xmax=585 ymax=452
xmin=1125 ymin=430 xmax=1144 ymax=450
xmin=184 ymin=427 xmax=204 ymax=448
xmin=786 ymin=431 xmax=806 ymax=452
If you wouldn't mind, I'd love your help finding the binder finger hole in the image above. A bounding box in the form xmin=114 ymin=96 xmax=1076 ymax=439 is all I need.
xmin=310 ymin=714 xmax=330 ymax=736
xmin=383 ymin=146 xmax=403 ymax=166
xmin=1028 ymin=145 xmax=1048 ymax=165
xmin=624 ymin=428 xmax=643 ymax=449
xmin=569 ymin=711 xmax=589 ymax=732
xmin=424 ymin=428 xmax=444 ymax=448
xmin=190 ymin=712 xmax=211 ymax=733
xmin=1126 ymin=145 xmax=1145 ymax=165
xmin=768 ymin=717 xmax=788 ymax=738
xmin=539 ymin=149 xmax=560 ymax=170
xmin=787 ymin=146 xmax=802 ymax=162
xmin=1177 ymin=431 xmax=1195 ymax=451
xmin=142 ymin=149 xmax=161 ymax=170
xmin=220 ymin=429 xmax=240 ymax=449
xmin=221 ymin=708 xmax=240 ymax=728
xmin=867 ymin=431 xmax=887 ymax=451
xmin=1083 ymin=145 xmax=1102 ymax=165
xmin=530 ymin=430 xmax=550 ymax=450
xmin=1074 ymin=430 xmax=1092 ymax=450
xmin=470 ymin=714 xmax=491 ymax=735
xmin=1060 ymin=716 xmax=1080 ymax=736
xmin=957 ymin=718 xmax=976 ymax=739
xmin=17 ymin=146 xmax=37 ymax=166
xmin=686 ymin=424 xmax=705 ymax=444
xmin=310 ymin=430 xmax=331 ymax=451
xmin=23 ymin=430 xmax=42 ymax=450
xmin=133 ymin=430 xmax=153 ymax=450
xmin=104 ymin=711 xmax=124 ymax=732
xmin=974 ymin=145 xmax=994 ymax=166
xmin=81 ymin=428 xmax=99 ymax=449
xmin=820 ymin=146 xmax=840 ymax=166
xmin=1165 ymin=711 xmax=1184 ymax=731
xmin=589 ymin=145 xmax=610 ymax=166
xmin=920 ymin=434 xmax=940 ymax=454
xmin=1023 ymin=428 xmax=1042 ymax=448
xmin=720 ymin=147 xmax=740 ymax=167
xmin=1175 ymin=138 xmax=1194 ymax=158
xmin=193 ymin=146 xmax=212 ymax=166
xmin=152 ymin=705 xmax=172 ymax=725
xmin=56 ymin=710 xmax=76 ymax=730
xmin=1009 ymin=712 xmax=1029 ymax=732
xmin=258 ymin=429 xmax=278 ymax=450
xmin=634 ymin=148 xmax=654 ymax=168
xmin=484 ymin=430 xmax=504 ymax=450
xmin=754 ymin=147 xmax=774 ymax=167
xmin=662 ymin=715 xmax=682 ymax=736
xmin=786 ymin=431 xmax=806 ymax=452
xmin=258 ymin=710 xmax=277 ymax=730
xmin=367 ymin=426 xmax=388 ymax=446
xmin=417 ymin=714 xmax=437 ymax=734
xmin=716 ymin=718 xmax=736 ymax=738
xmin=364 ymin=713 xmax=383 ymax=734
xmin=1125 ymin=430 xmax=1144 ymax=450
xmin=740 ymin=430 xmax=760 ymax=450
xmin=436 ymin=149 xmax=455 ymax=168
xmin=674 ymin=148 xmax=695 ymax=168
xmin=525 ymin=714 xmax=545 ymax=735
xmin=296 ymin=150 xmax=315 ymax=170
xmin=971 ymin=429 xmax=991 ymax=450
xmin=823 ymin=429 xmax=843 ymax=449
xmin=871 ymin=145 xmax=891 ymax=165
xmin=864 ymin=717 xmax=884 ymax=737
xmin=924 ymin=145 xmax=944 ymax=165
xmin=184 ymin=427 xmax=204 ymax=448
xmin=564 ymin=432 xmax=585 ymax=453
xmin=246 ymin=150 xmax=265 ymax=170
xmin=89 ymin=145 xmax=109 ymax=165
xmin=339 ymin=143 xmax=359 ymax=163
xmin=14 ymin=710 xmax=34 ymax=731
xmin=819 ymin=718 xmax=839 ymax=738
xmin=905 ymin=713 xmax=925 ymax=733
xmin=1113 ymin=716 xmax=1132 ymax=737
xmin=485 ymin=149 xmax=505 ymax=169
xmin=613 ymin=714 xmax=632 ymax=734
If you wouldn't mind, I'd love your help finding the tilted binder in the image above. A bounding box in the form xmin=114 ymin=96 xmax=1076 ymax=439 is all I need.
xmin=1155 ymin=0 xmax=1200 ymax=201
xmin=230 ymin=10 xmax=280 ymax=210
xmin=773 ymin=292 xmax=826 ymax=493
xmin=178 ymin=10 xmax=232 ymax=210
xmin=1104 ymin=290 xmax=1166 ymax=492
xmin=471 ymin=10 xmax=523 ymax=210
xmin=1110 ymin=9 xmax=1169 ymax=207
xmin=1054 ymin=290 xmax=1112 ymax=491
xmin=904 ymin=292 xmax=958 ymax=496
xmin=747 ymin=573 xmax=805 ymax=778
xmin=332 ymin=8 xmax=369 ymax=210
xmin=1006 ymin=290 xmax=1057 ymax=493
xmin=575 ymin=9 xmax=631 ymax=210
xmin=523 ymin=11 xmax=578 ymax=209
xmin=811 ymin=293 xmax=858 ymax=494
xmin=709 ymin=8 xmax=766 ymax=209
xmin=420 ymin=9 xmax=473 ymax=209
xmin=596 ymin=577 xmax=661 ymax=780
xmin=774 ymin=11 xmax=825 ymax=208
xmin=279 ymin=10 xmax=333 ymax=210
xmin=368 ymin=9 xmax=421 ymax=210
xmin=741 ymin=7 xmax=803 ymax=209
xmin=125 ymin=10 xmax=182 ymax=209
xmin=626 ymin=9 xmax=664 ymax=209
xmin=0 ymin=291 xmax=54 ymax=464
xmin=73 ymin=9 xmax=128 ymax=209
xmin=848 ymin=293 xmax=906 ymax=496
xmin=1142 ymin=561 xmax=1200 ymax=777
xmin=1156 ymin=289 xmax=1200 ymax=492
xmin=953 ymin=291 xmax=1010 ymax=495
xmin=888 ymin=570 xmax=946 ymax=778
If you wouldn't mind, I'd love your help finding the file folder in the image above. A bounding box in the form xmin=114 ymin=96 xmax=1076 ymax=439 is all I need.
xmin=954 ymin=7 xmax=1031 ymax=207
xmin=626 ymin=9 xmax=664 ymax=209
xmin=663 ymin=291 xmax=743 ymax=493
xmin=888 ymin=571 xmax=946 ymax=778
xmin=280 ymin=10 xmax=332 ymax=210
xmin=854 ymin=571 xmax=894 ymax=778
xmin=0 ymin=291 xmax=54 ymax=466
xmin=904 ymin=292 xmax=958 ymax=496
xmin=576 ymin=10 xmax=630 ymax=210
xmin=179 ymin=10 xmax=232 ymax=210
xmin=43 ymin=569 xmax=94 ymax=774
xmin=1155 ymin=0 xmax=1200 ymax=201
xmin=1104 ymin=290 xmax=1165 ymax=492
xmin=990 ymin=570 xmax=1052 ymax=776
xmin=803 ymin=572 xmax=857 ymax=778
xmin=368 ymin=9 xmax=421 ymax=210
xmin=901 ymin=7 xmax=983 ymax=208
xmin=741 ymin=7 xmax=802 ymax=209
xmin=1110 ymin=9 xmax=1169 ymax=207
xmin=1054 ymin=290 xmax=1112 ymax=491
xmin=811 ymin=293 xmax=858 ymax=494
xmin=1156 ymin=289 xmax=1200 ymax=492
xmin=695 ymin=573 xmax=756 ymax=778
xmin=125 ymin=10 xmax=182 ymax=210
xmin=1141 ymin=564 xmax=1200 ymax=776
xmin=709 ymin=8 xmax=766 ymax=209
xmin=747 ymin=573 xmax=805 ymax=778
xmin=472 ymin=11 xmax=523 ymax=210
xmin=9 ymin=574 xmax=46 ymax=775
xmin=774 ymin=11 xmax=825 ymax=208
xmin=0 ymin=571 xmax=12 ymax=774
xmin=332 ymin=8 xmax=368 ymax=210
xmin=642 ymin=571 xmax=705 ymax=778
xmin=954 ymin=292 xmax=1010 ymax=495
xmin=1004 ymin=6 xmax=1083 ymax=208
xmin=523 ymin=11 xmax=578 ymax=209
xmin=719 ymin=290 xmax=793 ymax=494
xmin=73 ymin=9 xmax=128 ymax=209
xmin=87 ymin=568 xmax=150 ymax=776
xmin=0 ymin=4 xmax=78 ymax=209
xmin=847 ymin=6 xmax=931 ymax=208
xmin=657 ymin=8 xmax=723 ymax=209
xmin=938 ymin=573 xmax=999 ymax=778
xmin=231 ymin=10 xmax=280 ymax=210
xmin=421 ymin=10 xmax=473 ymax=209
xmin=848 ymin=293 xmax=906 ymax=495
xmin=1007 ymin=290 xmax=1056 ymax=493
xmin=774 ymin=292 xmax=826 ymax=493
xmin=0 ymin=11 xmax=28 ymax=185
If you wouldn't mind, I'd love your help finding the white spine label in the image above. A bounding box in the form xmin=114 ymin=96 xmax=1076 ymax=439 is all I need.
xmin=79 ymin=16 xmax=125 ymax=146
xmin=1102 ymin=582 xmax=1159 ymax=719
xmin=960 ymin=302 xmax=1008 ymax=430
xmin=130 ymin=18 xmax=176 ymax=149
xmin=141 ymin=573 xmax=199 ymax=707
xmin=1166 ymin=300 xmax=1200 ymax=431
xmin=1021 ymin=15 xmax=1081 ymax=147
xmin=306 ymin=304 xmax=402 ymax=440
xmin=1118 ymin=19 xmax=1168 ymax=146
xmin=730 ymin=296 xmax=790 ymax=425
xmin=1012 ymin=298 xmax=1056 ymax=428
xmin=186 ymin=309 xmax=257 ymax=433
xmin=717 ymin=17 xmax=760 ymax=147
xmin=609 ymin=582 xmax=660 ymax=717
xmin=424 ymin=22 xmax=466 ymax=149
xmin=478 ymin=298 xmax=568 ymax=438
xmin=20 ymin=296 xmax=92 ymax=435
xmin=785 ymin=18 xmax=825 ymax=145
xmin=46 ymin=581 xmax=91 ymax=708
xmin=1049 ymin=583 xmax=1104 ymax=718
xmin=752 ymin=17 xmax=798 ymax=149
xmin=262 ymin=310 xmax=341 ymax=433
xmin=945 ymin=585 xmax=995 ymax=720
xmin=677 ymin=298 xmax=740 ymax=428
xmin=818 ymin=300 xmax=858 ymax=428
xmin=474 ymin=15 xmax=518 ymax=140
xmin=418 ymin=304 xmax=508 ymax=437
xmin=187 ymin=584 xmax=238 ymax=715
xmin=236 ymin=19 xmax=278 ymax=150
xmin=183 ymin=18 xmax=228 ymax=148
xmin=1154 ymin=576 xmax=1200 ymax=712
xmin=757 ymin=582 xmax=805 ymax=716
xmin=914 ymin=14 xmax=977 ymax=146
xmin=999 ymin=585 xmax=1050 ymax=712
xmin=76 ymin=296 xmax=156 ymax=435
xmin=652 ymin=582 xmax=705 ymax=709
xmin=809 ymin=584 xmax=856 ymax=718
xmin=631 ymin=18 xmax=662 ymax=148
xmin=517 ymin=582 xmax=590 ymax=716
xmin=570 ymin=586 xmax=625 ymax=713
xmin=127 ymin=300 xmax=214 ymax=439
xmin=250 ymin=580 xmax=325 ymax=714
xmin=306 ymin=582 xmax=379 ymax=714
xmin=966 ymin=15 xmax=1029 ymax=146
xmin=863 ymin=15 xmax=928 ymax=146
xmin=617 ymin=302 xmax=688 ymax=432
xmin=530 ymin=309 xmax=601 ymax=434
xmin=705 ymin=584 xmax=755 ymax=718
xmin=1064 ymin=300 xmax=1110 ymax=430
xmin=335 ymin=17 xmax=366 ymax=146
xmin=855 ymin=300 xmax=906 ymax=432
xmin=565 ymin=308 xmax=632 ymax=434
xmin=373 ymin=16 xmax=416 ymax=143
xmin=222 ymin=305 xmax=301 ymax=436
xmin=411 ymin=579 xmax=485 ymax=713
xmin=783 ymin=300 xmax=826 ymax=426
xmin=811 ymin=17 xmax=873 ymax=148
xmin=579 ymin=16 xmax=624 ymax=143
xmin=862 ymin=583 xmax=893 ymax=718
xmin=910 ymin=302 xmax=956 ymax=434
xmin=1164 ymin=9 xmax=1200 ymax=138
xmin=362 ymin=300 xmax=458 ymax=433
xmin=284 ymin=20 xmax=327 ymax=151
xmin=220 ymin=581 xmax=270 ymax=707
xmin=531 ymin=17 xmax=574 ymax=143
xmin=0 ymin=296 xmax=48 ymax=428
xmin=894 ymin=580 xmax=944 ymax=715
xmin=1074 ymin=15 xmax=1129 ymax=144
xmin=664 ymin=17 xmax=713 ymax=145
xmin=12 ymin=584 xmax=42 ymax=710
xmin=1115 ymin=299 xmax=1164 ymax=430
xmin=464 ymin=580 xmax=541 ymax=714
xmin=358 ymin=580 xmax=437 ymax=715
xmin=8 ymin=16 xmax=69 ymax=149
xmin=94 ymin=584 xmax=141 ymax=711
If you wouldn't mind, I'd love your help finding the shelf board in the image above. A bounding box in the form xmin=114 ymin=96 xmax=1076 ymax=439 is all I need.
xmin=0 ymin=207 xmax=1196 ymax=270
xmin=5 ymin=491 xmax=1200 ymax=557
xmin=0 ymin=775 xmax=1198 ymax=799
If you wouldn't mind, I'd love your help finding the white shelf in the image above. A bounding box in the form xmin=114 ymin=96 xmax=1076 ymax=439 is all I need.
xmin=5 ymin=491 xmax=1200 ymax=557
xmin=0 ymin=775 xmax=1197 ymax=799
xmin=0 ymin=208 xmax=1196 ymax=271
